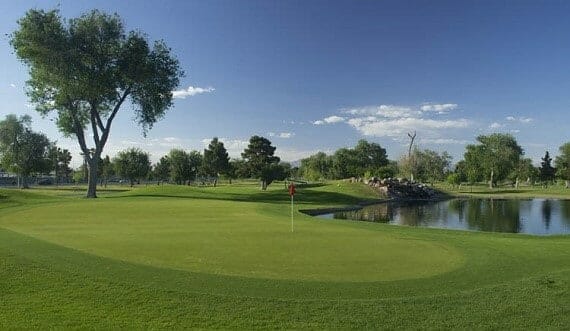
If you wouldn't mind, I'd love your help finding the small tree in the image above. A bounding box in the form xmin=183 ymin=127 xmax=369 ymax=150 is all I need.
xmin=113 ymin=148 xmax=151 ymax=187
xmin=509 ymin=158 xmax=537 ymax=188
xmin=539 ymin=151 xmax=556 ymax=187
xmin=153 ymin=155 xmax=171 ymax=184
xmin=202 ymin=137 xmax=229 ymax=187
xmin=446 ymin=173 xmax=461 ymax=190
xmin=231 ymin=159 xmax=250 ymax=180
xmin=0 ymin=114 xmax=51 ymax=188
xmin=188 ymin=151 xmax=203 ymax=184
xmin=47 ymin=145 xmax=72 ymax=185
xmin=555 ymin=143 xmax=570 ymax=188
xmin=241 ymin=136 xmax=280 ymax=190
xmin=168 ymin=149 xmax=192 ymax=185
xmin=100 ymin=155 xmax=114 ymax=188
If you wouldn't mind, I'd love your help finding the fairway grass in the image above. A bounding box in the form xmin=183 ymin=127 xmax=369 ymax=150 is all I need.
xmin=1 ymin=182 xmax=569 ymax=328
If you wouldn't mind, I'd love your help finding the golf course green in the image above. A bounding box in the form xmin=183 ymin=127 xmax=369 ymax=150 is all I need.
xmin=1 ymin=182 xmax=569 ymax=328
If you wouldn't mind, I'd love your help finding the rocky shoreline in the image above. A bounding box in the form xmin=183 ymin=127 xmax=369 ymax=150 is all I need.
xmin=300 ymin=178 xmax=447 ymax=216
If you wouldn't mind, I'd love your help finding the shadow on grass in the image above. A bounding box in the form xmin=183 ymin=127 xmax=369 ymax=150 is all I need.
xmin=108 ymin=188 xmax=374 ymax=207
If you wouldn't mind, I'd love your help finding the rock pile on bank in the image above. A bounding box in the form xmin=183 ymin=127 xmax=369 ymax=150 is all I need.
xmin=363 ymin=177 xmax=440 ymax=200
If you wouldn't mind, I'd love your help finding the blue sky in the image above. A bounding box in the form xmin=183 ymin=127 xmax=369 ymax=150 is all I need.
xmin=1 ymin=0 xmax=569 ymax=166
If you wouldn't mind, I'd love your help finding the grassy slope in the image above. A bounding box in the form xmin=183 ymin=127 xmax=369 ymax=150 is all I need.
xmin=439 ymin=182 xmax=570 ymax=199
xmin=0 ymin=182 xmax=569 ymax=328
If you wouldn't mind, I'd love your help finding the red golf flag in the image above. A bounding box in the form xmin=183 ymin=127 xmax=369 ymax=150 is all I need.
xmin=288 ymin=183 xmax=296 ymax=197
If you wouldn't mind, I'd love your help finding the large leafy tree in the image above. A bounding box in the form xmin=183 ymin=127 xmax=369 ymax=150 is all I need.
xmin=202 ymin=137 xmax=229 ymax=187
xmin=241 ymin=136 xmax=281 ymax=190
xmin=352 ymin=140 xmax=389 ymax=175
xmin=0 ymin=114 xmax=51 ymax=188
xmin=463 ymin=133 xmax=523 ymax=188
xmin=555 ymin=142 xmax=570 ymax=188
xmin=11 ymin=9 xmax=183 ymax=198
xmin=300 ymin=152 xmax=333 ymax=181
xmin=113 ymin=148 xmax=151 ymax=187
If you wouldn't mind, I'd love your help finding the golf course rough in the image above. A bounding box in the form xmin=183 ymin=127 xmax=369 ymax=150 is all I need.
xmin=0 ymin=183 xmax=569 ymax=328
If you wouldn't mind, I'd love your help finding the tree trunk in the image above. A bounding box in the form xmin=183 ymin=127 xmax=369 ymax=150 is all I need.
xmin=566 ymin=180 xmax=569 ymax=189
xmin=515 ymin=177 xmax=519 ymax=189
xmin=213 ymin=177 xmax=217 ymax=187
xmin=86 ymin=158 xmax=98 ymax=198
xmin=489 ymin=170 xmax=494 ymax=189
xmin=21 ymin=175 xmax=29 ymax=189
xmin=260 ymin=180 xmax=267 ymax=190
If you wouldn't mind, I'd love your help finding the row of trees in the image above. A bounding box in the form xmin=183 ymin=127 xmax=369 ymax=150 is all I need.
xmin=299 ymin=134 xmax=570 ymax=189
xmin=299 ymin=139 xmax=451 ymax=184
xmin=300 ymin=140 xmax=394 ymax=180
xmin=0 ymin=115 xmax=72 ymax=188
xmin=450 ymin=134 xmax=570 ymax=189
xmin=90 ymin=136 xmax=291 ymax=190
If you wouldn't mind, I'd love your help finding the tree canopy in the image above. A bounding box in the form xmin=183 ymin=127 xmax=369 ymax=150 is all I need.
xmin=113 ymin=148 xmax=151 ymax=186
xmin=203 ymin=137 xmax=230 ymax=186
xmin=555 ymin=142 xmax=570 ymax=187
xmin=463 ymin=133 xmax=523 ymax=188
xmin=0 ymin=114 xmax=51 ymax=188
xmin=11 ymin=9 xmax=183 ymax=197
xmin=241 ymin=136 xmax=282 ymax=190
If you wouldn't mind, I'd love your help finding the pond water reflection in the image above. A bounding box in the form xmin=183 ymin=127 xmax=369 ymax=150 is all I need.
xmin=317 ymin=199 xmax=570 ymax=235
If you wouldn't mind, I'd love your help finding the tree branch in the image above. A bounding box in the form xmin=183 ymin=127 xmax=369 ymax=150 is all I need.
xmin=90 ymin=103 xmax=100 ymax=148
xmin=99 ymin=88 xmax=131 ymax=152
xmin=69 ymin=102 xmax=90 ymax=160
xmin=94 ymin=111 xmax=105 ymax=132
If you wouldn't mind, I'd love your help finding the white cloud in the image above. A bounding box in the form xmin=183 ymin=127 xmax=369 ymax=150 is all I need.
xmin=519 ymin=117 xmax=533 ymax=123
xmin=506 ymin=116 xmax=533 ymax=123
xmin=312 ymin=120 xmax=325 ymax=125
xmin=268 ymin=132 xmax=294 ymax=138
xmin=343 ymin=105 xmax=420 ymax=118
xmin=172 ymin=86 xmax=215 ymax=99
xmin=10 ymin=83 xmax=16 ymax=88
xmin=347 ymin=117 xmax=470 ymax=137
xmin=510 ymin=129 xmax=520 ymax=133
xmin=489 ymin=122 xmax=504 ymax=129
xmin=420 ymin=103 xmax=458 ymax=113
xmin=419 ymin=138 xmax=470 ymax=145
xmin=323 ymin=115 xmax=345 ymax=123
xmin=163 ymin=137 xmax=181 ymax=143
xmin=279 ymin=132 xmax=294 ymax=138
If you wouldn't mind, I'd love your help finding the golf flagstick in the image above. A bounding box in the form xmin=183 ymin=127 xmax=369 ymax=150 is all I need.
xmin=291 ymin=194 xmax=294 ymax=232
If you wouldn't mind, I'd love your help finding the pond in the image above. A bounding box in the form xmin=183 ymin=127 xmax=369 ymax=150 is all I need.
xmin=317 ymin=198 xmax=570 ymax=235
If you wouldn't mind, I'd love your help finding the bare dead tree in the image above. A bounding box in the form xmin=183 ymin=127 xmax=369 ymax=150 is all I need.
xmin=407 ymin=131 xmax=417 ymax=182
xmin=407 ymin=131 xmax=417 ymax=157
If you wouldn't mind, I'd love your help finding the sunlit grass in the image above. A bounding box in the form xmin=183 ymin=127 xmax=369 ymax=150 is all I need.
xmin=0 ymin=181 xmax=568 ymax=328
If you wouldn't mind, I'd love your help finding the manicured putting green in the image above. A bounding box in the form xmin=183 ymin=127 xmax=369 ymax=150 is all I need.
xmin=0 ymin=197 xmax=462 ymax=282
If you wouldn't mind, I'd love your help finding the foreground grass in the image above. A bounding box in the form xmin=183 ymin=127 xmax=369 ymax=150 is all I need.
xmin=1 ymin=182 xmax=569 ymax=328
